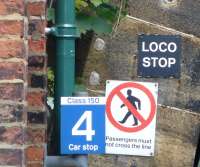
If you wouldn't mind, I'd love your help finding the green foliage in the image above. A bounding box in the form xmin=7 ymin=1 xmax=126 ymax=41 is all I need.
xmin=76 ymin=0 xmax=125 ymax=34
xmin=47 ymin=69 xmax=87 ymax=97
xmin=76 ymin=0 xmax=88 ymax=10
xmin=47 ymin=8 xmax=55 ymax=24
xmin=76 ymin=11 xmax=113 ymax=34
xmin=47 ymin=0 xmax=127 ymax=35
xmin=47 ymin=68 xmax=55 ymax=97
xmin=91 ymin=0 xmax=104 ymax=7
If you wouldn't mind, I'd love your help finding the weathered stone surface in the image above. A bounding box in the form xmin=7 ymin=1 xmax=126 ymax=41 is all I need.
xmin=126 ymin=0 xmax=200 ymax=37
xmin=89 ymin=106 xmax=200 ymax=167
xmin=77 ymin=35 xmax=111 ymax=91
xmin=104 ymin=17 xmax=200 ymax=112
xmin=81 ymin=16 xmax=200 ymax=167
xmin=154 ymin=106 xmax=200 ymax=167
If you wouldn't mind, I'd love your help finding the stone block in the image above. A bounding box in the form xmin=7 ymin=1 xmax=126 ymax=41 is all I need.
xmin=127 ymin=0 xmax=200 ymax=37
xmin=89 ymin=106 xmax=200 ymax=167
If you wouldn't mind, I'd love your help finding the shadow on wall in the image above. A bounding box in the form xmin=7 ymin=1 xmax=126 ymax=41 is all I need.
xmin=46 ymin=31 xmax=93 ymax=77
xmin=75 ymin=31 xmax=94 ymax=78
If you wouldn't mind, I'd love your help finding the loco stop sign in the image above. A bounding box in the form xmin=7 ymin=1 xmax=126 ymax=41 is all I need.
xmin=138 ymin=35 xmax=181 ymax=78
xmin=105 ymin=80 xmax=158 ymax=156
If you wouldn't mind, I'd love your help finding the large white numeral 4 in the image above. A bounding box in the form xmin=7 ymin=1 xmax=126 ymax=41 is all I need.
xmin=72 ymin=110 xmax=95 ymax=141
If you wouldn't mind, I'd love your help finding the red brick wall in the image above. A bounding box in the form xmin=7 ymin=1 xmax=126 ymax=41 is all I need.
xmin=0 ymin=0 xmax=47 ymax=166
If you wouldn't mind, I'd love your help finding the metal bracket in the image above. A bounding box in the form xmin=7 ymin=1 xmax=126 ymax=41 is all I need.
xmin=45 ymin=24 xmax=79 ymax=38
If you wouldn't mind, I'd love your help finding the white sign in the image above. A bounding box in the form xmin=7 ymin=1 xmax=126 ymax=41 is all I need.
xmin=105 ymin=80 xmax=158 ymax=156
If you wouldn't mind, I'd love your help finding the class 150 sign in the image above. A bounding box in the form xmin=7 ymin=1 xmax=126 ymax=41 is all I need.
xmin=138 ymin=35 xmax=181 ymax=78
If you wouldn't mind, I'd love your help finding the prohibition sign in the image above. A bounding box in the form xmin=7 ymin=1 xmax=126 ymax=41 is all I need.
xmin=106 ymin=82 xmax=156 ymax=132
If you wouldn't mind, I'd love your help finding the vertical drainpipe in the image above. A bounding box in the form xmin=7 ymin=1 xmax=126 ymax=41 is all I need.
xmin=49 ymin=0 xmax=77 ymax=154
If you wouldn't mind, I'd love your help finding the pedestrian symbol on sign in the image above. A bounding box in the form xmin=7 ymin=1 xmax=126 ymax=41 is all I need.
xmin=106 ymin=81 xmax=157 ymax=132
xmin=119 ymin=89 xmax=141 ymax=126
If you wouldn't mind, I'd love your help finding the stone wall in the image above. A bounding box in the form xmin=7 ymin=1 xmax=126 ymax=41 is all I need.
xmin=0 ymin=0 xmax=47 ymax=166
xmin=78 ymin=1 xmax=200 ymax=166
xmin=89 ymin=106 xmax=200 ymax=167
xmin=105 ymin=17 xmax=200 ymax=112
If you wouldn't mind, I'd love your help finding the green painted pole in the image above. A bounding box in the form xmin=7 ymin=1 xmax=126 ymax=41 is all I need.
xmin=53 ymin=0 xmax=77 ymax=154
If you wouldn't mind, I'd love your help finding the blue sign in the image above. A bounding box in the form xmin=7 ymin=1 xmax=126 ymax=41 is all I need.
xmin=138 ymin=35 xmax=181 ymax=78
xmin=60 ymin=97 xmax=105 ymax=154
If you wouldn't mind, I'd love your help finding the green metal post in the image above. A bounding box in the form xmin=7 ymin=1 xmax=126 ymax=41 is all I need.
xmin=53 ymin=0 xmax=77 ymax=154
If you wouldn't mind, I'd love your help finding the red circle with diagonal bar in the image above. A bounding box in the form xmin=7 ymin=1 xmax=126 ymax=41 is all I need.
xmin=106 ymin=82 xmax=156 ymax=132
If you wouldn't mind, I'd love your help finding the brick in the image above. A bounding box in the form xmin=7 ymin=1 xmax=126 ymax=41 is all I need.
xmin=25 ymin=146 xmax=44 ymax=161
xmin=26 ymin=2 xmax=45 ymax=16
xmin=28 ymin=74 xmax=46 ymax=88
xmin=27 ymin=163 xmax=43 ymax=167
xmin=0 ymin=40 xmax=25 ymax=58
xmin=28 ymin=56 xmax=46 ymax=71
xmin=27 ymin=91 xmax=45 ymax=107
xmin=0 ymin=126 xmax=23 ymax=144
xmin=0 ymin=104 xmax=24 ymax=123
xmin=25 ymin=128 xmax=45 ymax=144
xmin=0 ymin=20 xmax=23 ymax=36
xmin=0 ymin=83 xmax=24 ymax=101
xmin=29 ymin=39 xmax=46 ymax=55
xmin=0 ymin=149 xmax=22 ymax=165
xmin=27 ymin=112 xmax=46 ymax=124
xmin=0 ymin=62 xmax=25 ymax=80
xmin=0 ymin=0 xmax=24 ymax=15
xmin=29 ymin=20 xmax=45 ymax=37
